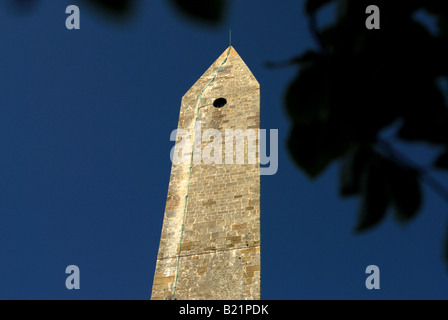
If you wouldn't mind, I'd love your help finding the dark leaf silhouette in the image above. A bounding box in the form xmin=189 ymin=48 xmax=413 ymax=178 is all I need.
xmin=88 ymin=0 xmax=133 ymax=14
xmin=339 ymin=146 xmax=373 ymax=197
xmin=283 ymin=1 xmax=448 ymax=273
xmin=305 ymin=0 xmax=333 ymax=15
xmin=435 ymin=151 xmax=448 ymax=169
xmin=287 ymin=0 xmax=447 ymax=238
xmin=288 ymin=122 xmax=339 ymax=178
xmin=355 ymin=153 xmax=390 ymax=232
xmin=285 ymin=55 xmax=329 ymax=126
xmin=398 ymin=84 xmax=448 ymax=144
xmin=383 ymin=159 xmax=421 ymax=222
xmin=169 ymin=0 xmax=226 ymax=24
xmin=11 ymin=0 xmax=37 ymax=12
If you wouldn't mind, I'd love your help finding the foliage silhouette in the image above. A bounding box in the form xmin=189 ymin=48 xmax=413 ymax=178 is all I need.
xmin=285 ymin=0 xmax=448 ymax=233
xmin=285 ymin=0 xmax=448 ymax=268
xmin=169 ymin=0 xmax=226 ymax=25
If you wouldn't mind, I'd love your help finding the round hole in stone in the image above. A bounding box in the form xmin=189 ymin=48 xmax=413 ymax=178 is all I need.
xmin=213 ymin=98 xmax=227 ymax=108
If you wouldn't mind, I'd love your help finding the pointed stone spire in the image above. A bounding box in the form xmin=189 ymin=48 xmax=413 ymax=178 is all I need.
xmin=151 ymin=47 xmax=260 ymax=300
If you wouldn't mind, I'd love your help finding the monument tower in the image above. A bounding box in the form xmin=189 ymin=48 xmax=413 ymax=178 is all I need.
xmin=151 ymin=46 xmax=260 ymax=300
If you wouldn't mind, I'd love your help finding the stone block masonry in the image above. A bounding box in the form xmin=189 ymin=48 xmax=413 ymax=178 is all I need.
xmin=151 ymin=46 xmax=260 ymax=300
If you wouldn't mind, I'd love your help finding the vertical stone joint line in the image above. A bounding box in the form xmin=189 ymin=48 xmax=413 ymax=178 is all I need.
xmin=172 ymin=46 xmax=232 ymax=298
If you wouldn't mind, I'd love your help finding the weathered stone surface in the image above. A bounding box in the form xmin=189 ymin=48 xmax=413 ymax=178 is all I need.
xmin=151 ymin=46 xmax=260 ymax=300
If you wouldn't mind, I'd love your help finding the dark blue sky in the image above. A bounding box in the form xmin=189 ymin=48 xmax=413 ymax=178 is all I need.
xmin=1 ymin=0 xmax=447 ymax=299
